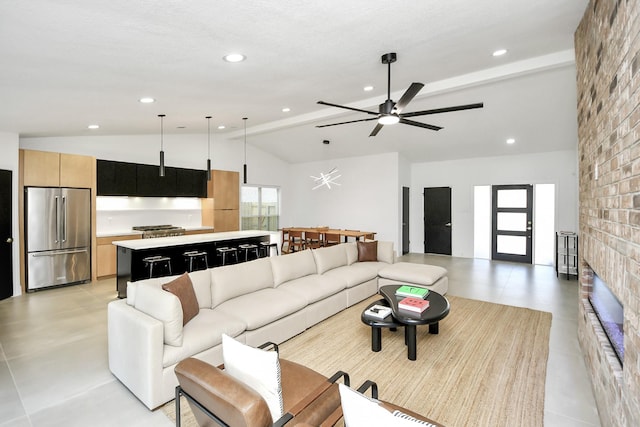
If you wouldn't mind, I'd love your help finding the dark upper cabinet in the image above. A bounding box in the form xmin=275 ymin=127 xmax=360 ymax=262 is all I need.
xmin=176 ymin=168 xmax=207 ymax=197
xmin=136 ymin=164 xmax=177 ymax=197
xmin=97 ymin=160 xmax=206 ymax=197
xmin=97 ymin=160 xmax=137 ymax=195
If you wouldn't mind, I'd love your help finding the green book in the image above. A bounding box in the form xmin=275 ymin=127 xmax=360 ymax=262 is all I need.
xmin=395 ymin=285 xmax=429 ymax=299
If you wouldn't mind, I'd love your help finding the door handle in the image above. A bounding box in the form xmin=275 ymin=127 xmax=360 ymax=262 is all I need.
xmin=5 ymin=237 xmax=12 ymax=243
xmin=445 ymin=223 xmax=452 ymax=227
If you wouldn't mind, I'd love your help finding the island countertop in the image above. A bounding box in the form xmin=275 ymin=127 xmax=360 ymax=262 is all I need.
xmin=113 ymin=230 xmax=275 ymax=250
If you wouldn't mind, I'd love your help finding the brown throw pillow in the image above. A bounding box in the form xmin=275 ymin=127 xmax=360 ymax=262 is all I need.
xmin=162 ymin=273 xmax=199 ymax=326
xmin=357 ymin=241 xmax=378 ymax=262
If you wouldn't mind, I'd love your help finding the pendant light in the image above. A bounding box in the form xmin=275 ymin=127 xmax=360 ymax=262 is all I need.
xmin=243 ymin=117 xmax=248 ymax=184
xmin=158 ymin=114 xmax=166 ymax=177
xmin=206 ymin=116 xmax=212 ymax=181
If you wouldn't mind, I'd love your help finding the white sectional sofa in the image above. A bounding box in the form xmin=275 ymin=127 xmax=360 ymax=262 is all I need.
xmin=107 ymin=241 xmax=448 ymax=410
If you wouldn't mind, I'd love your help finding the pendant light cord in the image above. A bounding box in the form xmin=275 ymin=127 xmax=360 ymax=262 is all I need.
xmin=206 ymin=116 xmax=211 ymax=158
xmin=243 ymin=117 xmax=247 ymax=163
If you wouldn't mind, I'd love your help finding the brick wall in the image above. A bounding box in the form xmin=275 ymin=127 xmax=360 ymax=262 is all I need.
xmin=575 ymin=1 xmax=640 ymax=426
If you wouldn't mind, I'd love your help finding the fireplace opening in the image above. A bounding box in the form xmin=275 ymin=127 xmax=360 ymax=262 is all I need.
xmin=588 ymin=272 xmax=624 ymax=364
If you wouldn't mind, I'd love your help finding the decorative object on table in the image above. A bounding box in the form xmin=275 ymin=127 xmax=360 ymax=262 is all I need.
xmin=158 ymin=114 xmax=166 ymax=177
xmin=310 ymin=167 xmax=341 ymax=190
xmin=205 ymin=115 xmax=212 ymax=181
xmin=316 ymin=52 xmax=483 ymax=137
xmin=364 ymin=304 xmax=392 ymax=320
xmin=242 ymin=117 xmax=248 ymax=184
xmin=395 ymin=285 xmax=429 ymax=299
xmin=398 ymin=297 xmax=430 ymax=313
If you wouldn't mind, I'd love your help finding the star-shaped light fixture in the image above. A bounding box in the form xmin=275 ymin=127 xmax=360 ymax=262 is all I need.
xmin=310 ymin=167 xmax=341 ymax=190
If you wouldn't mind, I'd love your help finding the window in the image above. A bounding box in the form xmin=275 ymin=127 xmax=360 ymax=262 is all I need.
xmin=241 ymin=186 xmax=280 ymax=231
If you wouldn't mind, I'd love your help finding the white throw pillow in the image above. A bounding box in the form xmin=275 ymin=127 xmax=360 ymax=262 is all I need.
xmin=222 ymin=334 xmax=284 ymax=421
xmin=338 ymin=384 xmax=423 ymax=427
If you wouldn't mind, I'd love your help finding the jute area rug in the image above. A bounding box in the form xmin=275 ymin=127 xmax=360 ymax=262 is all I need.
xmin=163 ymin=295 xmax=551 ymax=427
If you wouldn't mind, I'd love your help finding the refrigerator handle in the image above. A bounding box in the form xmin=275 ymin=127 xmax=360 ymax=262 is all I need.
xmin=54 ymin=195 xmax=59 ymax=243
xmin=61 ymin=195 xmax=67 ymax=243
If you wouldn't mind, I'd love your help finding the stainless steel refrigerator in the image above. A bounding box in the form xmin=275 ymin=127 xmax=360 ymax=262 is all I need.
xmin=25 ymin=187 xmax=91 ymax=291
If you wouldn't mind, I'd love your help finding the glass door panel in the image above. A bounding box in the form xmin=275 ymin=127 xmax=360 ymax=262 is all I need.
xmin=492 ymin=184 xmax=533 ymax=263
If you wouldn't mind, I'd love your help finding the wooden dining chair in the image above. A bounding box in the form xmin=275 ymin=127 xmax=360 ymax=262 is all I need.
xmin=304 ymin=231 xmax=323 ymax=249
xmin=288 ymin=230 xmax=306 ymax=252
xmin=323 ymin=233 xmax=341 ymax=247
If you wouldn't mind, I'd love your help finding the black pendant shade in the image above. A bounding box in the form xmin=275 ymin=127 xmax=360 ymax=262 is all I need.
xmin=243 ymin=117 xmax=248 ymax=184
xmin=206 ymin=116 xmax=212 ymax=181
xmin=158 ymin=114 xmax=166 ymax=177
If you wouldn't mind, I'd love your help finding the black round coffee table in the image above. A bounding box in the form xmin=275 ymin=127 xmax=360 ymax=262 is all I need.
xmin=361 ymin=285 xmax=450 ymax=360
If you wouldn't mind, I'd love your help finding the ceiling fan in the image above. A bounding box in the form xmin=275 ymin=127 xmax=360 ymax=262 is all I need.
xmin=316 ymin=52 xmax=483 ymax=137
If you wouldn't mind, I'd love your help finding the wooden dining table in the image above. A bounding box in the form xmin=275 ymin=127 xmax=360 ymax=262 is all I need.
xmin=280 ymin=227 xmax=376 ymax=244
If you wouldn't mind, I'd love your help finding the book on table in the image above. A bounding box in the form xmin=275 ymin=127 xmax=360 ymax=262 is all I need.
xmin=365 ymin=304 xmax=392 ymax=320
xmin=398 ymin=297 xmax=430 ymax=313
xmin=395 ymin=285 xmax=429 ymax=299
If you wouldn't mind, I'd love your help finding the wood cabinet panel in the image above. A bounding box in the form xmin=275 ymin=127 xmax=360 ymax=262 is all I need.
xmin=22 ymin=150 xmax=94 ymax=188
xmin=214 ymin=209 xmax=239 ymax=232
xmin=22 ymin=150 xmax=60 ymax=186
xmin=208 ymin=170 xmax=239 ymax=209
xmin=60 ymin=153 xmax=94 ymax=188
xmin=96 ymin=234 xmax=141 ymax=277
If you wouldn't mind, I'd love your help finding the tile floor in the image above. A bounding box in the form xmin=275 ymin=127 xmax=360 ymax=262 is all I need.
xmin=0 ymin=255 xmax=601 ymax=426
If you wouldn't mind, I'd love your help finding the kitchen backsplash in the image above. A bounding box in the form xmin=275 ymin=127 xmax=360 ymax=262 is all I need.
xmin=96 ymin=196 xmax=203 ymax=234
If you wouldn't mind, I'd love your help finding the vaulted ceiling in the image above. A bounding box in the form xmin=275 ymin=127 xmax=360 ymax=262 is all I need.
xmin=0 ymin=0 xmax=588 ymax=163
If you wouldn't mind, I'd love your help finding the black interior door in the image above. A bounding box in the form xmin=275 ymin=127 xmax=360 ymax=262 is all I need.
xmin=491 ymin=184 xmax=533 ymax=263
xmin=402 ymin=187 xmax=409 ymax=254
xmin=424 ymin=187 xmax=452 ymax=255
xmin=0 ymin=169 xmax=13 ymax=300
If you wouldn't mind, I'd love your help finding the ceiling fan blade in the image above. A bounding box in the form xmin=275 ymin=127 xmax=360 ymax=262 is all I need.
xmin=369 ymin=123 xmax=384 ymax=137
xmin=395 ymin=82 xmax=424 ymax=113
xmin=399 ymin=118 xmax=442 ymax=131
xmin=316 ymin=117 xmax=379 ymax=128
xmin=401 ymin=102 xmax=484 ymax=118
xmin=317 ymin=101 xmax=378 ymax=115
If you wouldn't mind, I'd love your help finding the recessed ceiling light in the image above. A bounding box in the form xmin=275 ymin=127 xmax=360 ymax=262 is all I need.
xmin=364 ymin=85 xmax=374 ymax=91
xmin=282 ymin=107 xmax=291 ymax=112
xmin=87 ymin=124 xmax=99 ymax=129
xmin=139 ymin=97 xmax=155 ymax=103
xmin=506 ymin=138 xmax=516 ymax=144
xmin=492 ymin=49 xmax=507 ymax=57
xmin=217 ymin=125 xmax=225 ymax=130
xmin=223 ymin=53 xmax=246 ymax=63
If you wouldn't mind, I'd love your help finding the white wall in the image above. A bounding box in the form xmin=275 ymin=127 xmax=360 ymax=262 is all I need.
xmin=410 ymin=150 xmax=578 ymax=257
xmin=287 ymin=152 xmax=401 ymax=252
xmin=0 ymin=132 xmax=21 ymax=296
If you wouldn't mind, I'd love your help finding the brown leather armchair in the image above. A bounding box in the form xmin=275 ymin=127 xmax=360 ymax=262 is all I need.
xmin=174 ymin=355 xmax=349 ymax=426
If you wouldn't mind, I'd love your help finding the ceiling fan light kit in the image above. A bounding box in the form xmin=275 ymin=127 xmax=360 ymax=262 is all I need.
xmin=316 ymin=52 xmax=483 ymax=136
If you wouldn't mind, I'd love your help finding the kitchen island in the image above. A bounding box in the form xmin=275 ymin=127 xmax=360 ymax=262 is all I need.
xmin=114 ymin=230 xmax=274 ymax=298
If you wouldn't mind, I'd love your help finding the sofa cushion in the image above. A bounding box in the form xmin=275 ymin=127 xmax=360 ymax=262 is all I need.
xmin=377 ymin=241 xmax=395 ymax=264
xmin=312 ymin=244 xmax=348 ymax=274
xmin=216 ymin=289 xmax=307 ymax=330
xmin=378 ymin=262 xmax=447 ymax=286
xmin=134 ymin=282 xmax=184 ymax=346
xmin=162 ymin=308 xmax=246 ymax=368
xmin=188 ymin=269 xmax=213 ymax=309
xmin=357 ymin=241 xmax=378 ymax=262
xmin=162 ymin=273 xmax=199 ymax=326
xmin=270 ymin=249 xmax=317 ymax=286
xmin=222 ymin=334 xmax=284 ymax=421
xmin=211 ymin=257 xmax=274 ymax=308
xmin=127 ymin=270 xmax=212 ymax=309
xmin=126 ymin=275 xmax=180 ymax=306
xmin=277 ymin=274 xmax=346 ymax=304
xmin=323 ymin=263 xmax=379 ymax=288
xmin=345 ymin=242 xmax=358 ymax=265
